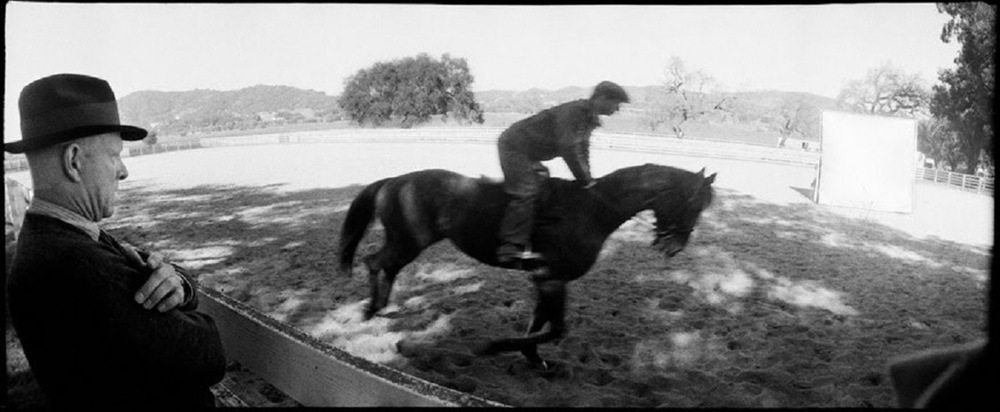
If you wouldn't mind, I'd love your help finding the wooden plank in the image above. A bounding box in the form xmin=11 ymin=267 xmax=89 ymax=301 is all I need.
xmin=196 ymin=287 xmax=505 ymax=407
xmin=210 ymin=378 xmax=250 ymax=407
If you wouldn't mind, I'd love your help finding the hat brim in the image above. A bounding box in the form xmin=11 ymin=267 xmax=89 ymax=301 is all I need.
xmin=4 ymin=124 xmax=148 ymax=154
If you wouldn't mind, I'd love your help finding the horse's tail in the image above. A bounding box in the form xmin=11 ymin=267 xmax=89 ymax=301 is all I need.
xmin=338 ymin=177 xmax=390 ymax=276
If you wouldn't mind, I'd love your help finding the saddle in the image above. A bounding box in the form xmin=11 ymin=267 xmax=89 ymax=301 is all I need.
xmin=481 ymin=174 xmax=569 ymax=227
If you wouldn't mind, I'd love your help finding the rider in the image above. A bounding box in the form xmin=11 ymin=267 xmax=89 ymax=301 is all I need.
xmin=496 ymin=81 xmax=630 ymax=267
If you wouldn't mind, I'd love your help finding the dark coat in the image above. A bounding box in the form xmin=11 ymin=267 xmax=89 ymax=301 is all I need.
xmin=497 ymin=98 xmax=601 ymax=182
xmin=7 ymin=214 xmax=226 ymax=408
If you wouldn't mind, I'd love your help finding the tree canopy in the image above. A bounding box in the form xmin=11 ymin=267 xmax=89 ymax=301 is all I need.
xmin=338 ymin=53 xmax=485 ymax=128
xmin=836 ymin=62 xmax=930 ymax=118
xmin=918 ymin=117 xmax=965 ymax=171
xmin=930 ymin=2 xmax=995 ymax=174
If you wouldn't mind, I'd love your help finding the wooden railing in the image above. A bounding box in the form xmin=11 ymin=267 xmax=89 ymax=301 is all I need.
xmin=6 ymin=128 xmax=990 ymax=197
xmin=914 ymin=167 xmax=994 ymax=195
xmin=197 ymin=287 xmax=502 ymax=407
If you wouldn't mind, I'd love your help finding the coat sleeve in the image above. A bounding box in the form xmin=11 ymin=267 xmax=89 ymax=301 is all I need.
xmin=135 ymin=247 xmax=199 ymax=310
xmin=173 ymin=263 xmax=200 ymax=311
xmin=554 ymin=105 xmax=595 ymax=183
xmin=563 ymin=136 xmax=593 ymax=183
xmin=78 ymin=252 xmax=227 ymax=389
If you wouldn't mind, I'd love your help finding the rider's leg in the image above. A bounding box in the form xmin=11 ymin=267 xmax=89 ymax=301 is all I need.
xmin=497 ymin=147 xmax=544 ymax=264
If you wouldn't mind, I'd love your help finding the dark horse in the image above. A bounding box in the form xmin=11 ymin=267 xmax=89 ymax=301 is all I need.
xmin=338 ymin=163 xmax=716 ymax=367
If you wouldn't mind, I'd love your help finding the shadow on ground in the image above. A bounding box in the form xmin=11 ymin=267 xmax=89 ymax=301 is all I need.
xmin=82 ymin=181 xmax=990 ymax=407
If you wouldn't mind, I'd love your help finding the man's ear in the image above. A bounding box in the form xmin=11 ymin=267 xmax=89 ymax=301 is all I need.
xmin=62 ymin=143 xmax=84 ymax=183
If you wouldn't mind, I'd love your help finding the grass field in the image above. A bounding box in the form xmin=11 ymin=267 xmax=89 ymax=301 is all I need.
xmin=6 ymin=142 xmax=991 ymax=407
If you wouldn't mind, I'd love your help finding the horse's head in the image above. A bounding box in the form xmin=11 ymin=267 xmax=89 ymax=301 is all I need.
xmin=647 ymin=167 xmax=716 ymax=258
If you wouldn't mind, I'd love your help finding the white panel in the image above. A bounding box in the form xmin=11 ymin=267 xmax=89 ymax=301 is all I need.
xmin=817 ymin=111 xmax=916 ymax=213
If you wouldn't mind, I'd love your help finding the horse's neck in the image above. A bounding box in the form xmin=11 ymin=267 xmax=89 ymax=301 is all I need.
xmin=588 ymin=181 xmax=660 ymax=231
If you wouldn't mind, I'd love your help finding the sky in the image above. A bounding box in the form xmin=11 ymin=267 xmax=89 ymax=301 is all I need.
xmin=4 ymin=2 xmax=962 ymax=143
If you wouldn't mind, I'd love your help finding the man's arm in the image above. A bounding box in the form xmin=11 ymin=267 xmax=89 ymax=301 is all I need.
xmin=563 ymin=136 xmax=594 ymax=184
xmin=131 ymin=247 xmax=197 ymax=311
xmin=76 ymin=252 xmax=227 ymax=389
xmin=555 ymin=105 xmax=596 ymax=184
xmin=107 ymin=293 xmax=227 ymax=388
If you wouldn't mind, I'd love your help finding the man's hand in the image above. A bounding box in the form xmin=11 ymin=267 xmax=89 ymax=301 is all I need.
xmin=126 ymin=248 xmax=188 ymax=312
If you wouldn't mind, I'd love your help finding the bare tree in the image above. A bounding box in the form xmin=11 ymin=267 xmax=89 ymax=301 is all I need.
xmin=837 ymin=62 xmax=930 ymax=118
xmin=774 ymin=98 xmax=821 ymax=148
xmin=660 ymin=56 xmax=730 ymax=139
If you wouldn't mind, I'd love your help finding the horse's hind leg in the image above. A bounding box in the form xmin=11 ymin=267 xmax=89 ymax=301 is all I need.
xmin=362 ymin=239 xmax=424 ymax=320
xmin=362 ymin=253 xmax=393 ymax=319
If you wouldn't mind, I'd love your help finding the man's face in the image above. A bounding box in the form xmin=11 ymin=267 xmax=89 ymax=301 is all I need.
xmin=78 ymin=133 xmax=128 ymax=220
xmin=594 ymin=95 xmax=624 ymax=115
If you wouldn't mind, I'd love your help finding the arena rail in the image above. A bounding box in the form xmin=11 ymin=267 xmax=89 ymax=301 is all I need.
xmin=197 ymin=286 xmax=504 ymax=407
xmin=914 ymin=167 xmax=994 ymax=196
xmin=0 ymin=127 xmax=833 ymax=172
xmin=183 ymin=127 xmax=823 ymax=167
xmin=7 ymin=127 xmax=992 ymax=193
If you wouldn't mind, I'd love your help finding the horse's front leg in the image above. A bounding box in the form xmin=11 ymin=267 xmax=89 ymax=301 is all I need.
xmin=472 ymin=276 xmax=567 ymax=368
xmin=520 ymin=315 xmax=549 ymax=369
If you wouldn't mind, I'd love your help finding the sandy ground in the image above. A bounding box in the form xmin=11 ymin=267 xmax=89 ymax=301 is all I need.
xmin=5 ymin=142 xmax=992 ymax=407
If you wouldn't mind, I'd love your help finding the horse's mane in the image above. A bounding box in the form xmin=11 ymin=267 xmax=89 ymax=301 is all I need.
xmin=470 ymin=164 xmax=711 ymax=219
xmin=600 ymin=163 xmax=714 ymax=209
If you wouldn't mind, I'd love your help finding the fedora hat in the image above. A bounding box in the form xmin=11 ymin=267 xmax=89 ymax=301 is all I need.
xmin=4 ymin=73 xmax=147 ymax=154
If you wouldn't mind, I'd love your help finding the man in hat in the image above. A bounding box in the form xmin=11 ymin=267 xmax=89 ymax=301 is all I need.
xmin=5 ymin=74 xmax=226 ymax=408
xmin=495 ymin=81 xmax=630 ymax=267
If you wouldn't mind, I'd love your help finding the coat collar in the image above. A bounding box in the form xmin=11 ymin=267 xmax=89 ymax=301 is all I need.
xmin=26 ymin=197 xmax=100 ymax=241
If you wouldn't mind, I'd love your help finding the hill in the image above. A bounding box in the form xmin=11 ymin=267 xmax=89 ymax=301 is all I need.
xmin=118 ymin=85 xmax=343 ymax=136
xmin=118 ymin=84 xmax=839 ymax=144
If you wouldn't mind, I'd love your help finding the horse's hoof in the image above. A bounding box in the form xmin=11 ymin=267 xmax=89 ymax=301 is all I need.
xmin=526 ymin=359 xmax=550 ymax=371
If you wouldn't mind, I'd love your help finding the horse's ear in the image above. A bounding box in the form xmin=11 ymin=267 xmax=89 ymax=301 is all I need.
xmin=696 ymin=167 xmax=705 ymax=177
xmin=705 ymin=173 xmax=717 ymax=185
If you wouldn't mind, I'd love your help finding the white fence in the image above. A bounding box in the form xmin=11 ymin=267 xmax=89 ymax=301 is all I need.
xmin=4 ymin=127 xmax=991 ymax=196
xmin=915 ymin=167 xmax=994 ymax=195
xmin=184 ymin=127 xmax=824 ymax=166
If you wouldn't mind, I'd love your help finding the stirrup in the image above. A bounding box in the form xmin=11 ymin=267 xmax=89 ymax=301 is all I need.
xmin=511 ymin=253 xmax=547 ymax=271
xmin=497 ymin=250 xmax=546 ymax=271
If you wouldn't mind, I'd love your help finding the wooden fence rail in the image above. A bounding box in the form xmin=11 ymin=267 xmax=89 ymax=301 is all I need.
xmin=5 ymin=128 xmax=990 ymax=196
xmin=197 ymin=287 xmax=502 ymax=407
xmin=914 ymin=167 xmax=994 ymax=195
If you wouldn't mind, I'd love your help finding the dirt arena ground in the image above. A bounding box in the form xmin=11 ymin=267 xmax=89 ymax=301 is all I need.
xmin=6 ymin=142 xmax=992 ymax=407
